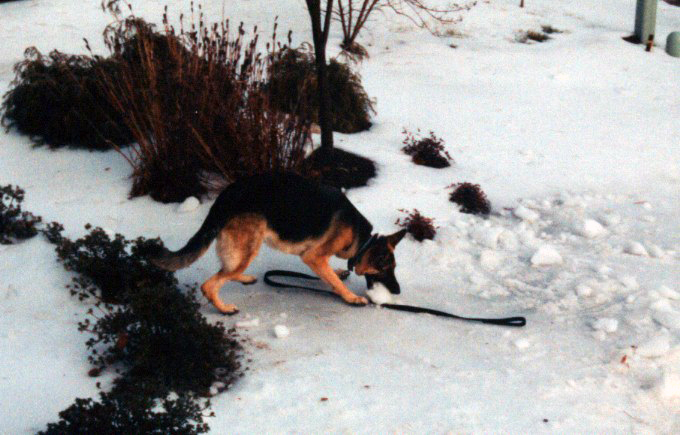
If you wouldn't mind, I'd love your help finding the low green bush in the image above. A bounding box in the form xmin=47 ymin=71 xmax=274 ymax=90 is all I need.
xmin=0 ymin=184 xmax=41 ymax=244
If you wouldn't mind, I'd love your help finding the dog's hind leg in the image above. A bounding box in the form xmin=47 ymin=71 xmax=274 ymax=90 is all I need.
xmin=201 ymin=216 xmax=265 ymax=314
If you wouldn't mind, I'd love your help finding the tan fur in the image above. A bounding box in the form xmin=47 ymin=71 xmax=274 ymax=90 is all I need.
xmin=202 ymin=213 xmax=367 ymax=314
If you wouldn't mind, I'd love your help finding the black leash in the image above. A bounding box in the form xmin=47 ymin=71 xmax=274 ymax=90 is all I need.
xmin=263 ymin=270 xmax=526 ymax=327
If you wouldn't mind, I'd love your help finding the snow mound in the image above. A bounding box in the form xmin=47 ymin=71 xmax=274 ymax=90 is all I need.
xmin=177 ymin=196 xmax=200 ymax=213
xmin=531 ymin=245 xmax=563 ymax=266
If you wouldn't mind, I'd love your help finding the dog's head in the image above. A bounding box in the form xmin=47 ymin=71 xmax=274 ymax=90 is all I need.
xmin=350 ymin=229 xmax=407 ymax=294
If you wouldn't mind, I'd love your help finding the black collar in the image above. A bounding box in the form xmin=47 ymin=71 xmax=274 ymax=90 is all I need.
xmin=348 ymin=234 xmax=377 ymax=272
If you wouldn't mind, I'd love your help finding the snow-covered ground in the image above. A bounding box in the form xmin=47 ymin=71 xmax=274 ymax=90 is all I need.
xmin=1 ymin=0 xmax=679 ymax=433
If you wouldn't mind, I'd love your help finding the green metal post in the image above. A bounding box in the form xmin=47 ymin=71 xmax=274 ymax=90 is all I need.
xmin=634 ymin=0 xmax=658 ymax=44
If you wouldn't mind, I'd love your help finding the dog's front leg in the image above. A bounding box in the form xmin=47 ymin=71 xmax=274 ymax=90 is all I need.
xmin=302 ymin=254 xmax=367 ymax=305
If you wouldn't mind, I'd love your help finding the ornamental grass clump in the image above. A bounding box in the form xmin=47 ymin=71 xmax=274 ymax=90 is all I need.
xmin=0 ymin=184 xmax=42 ymax=244
xmin=1 ymin=48 xmax=133 ymax=150
xmin=268 ymin=46 xmax=375 ymax=133
xmin=395 ymin=208 xmax=437 ymax=241
xmin=449 ymin=182 xmax=491 ymax=215
xmin=96 ymin=12 xmax=311 ymax=202
xmin=401 ymin=129 xmax=453 ymax=168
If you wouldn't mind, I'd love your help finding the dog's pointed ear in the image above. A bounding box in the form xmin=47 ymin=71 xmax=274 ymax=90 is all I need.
xmin=386 ymin=229 xmax=408 ymax=250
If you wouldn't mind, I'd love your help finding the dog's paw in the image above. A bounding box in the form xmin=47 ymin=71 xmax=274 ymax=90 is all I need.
xmin=344 ymin=294 xmax=368 ymax=306
xmin=217 ymin=303 xmax=239 ymax=315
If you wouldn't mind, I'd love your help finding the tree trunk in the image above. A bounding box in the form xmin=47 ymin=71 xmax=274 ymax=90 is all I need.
xmin=307 ymin=0 xmax=335 ymax=151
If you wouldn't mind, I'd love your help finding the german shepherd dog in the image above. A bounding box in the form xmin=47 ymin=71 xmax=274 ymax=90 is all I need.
xmin=151 ymin=172 xmax=407 ymax=314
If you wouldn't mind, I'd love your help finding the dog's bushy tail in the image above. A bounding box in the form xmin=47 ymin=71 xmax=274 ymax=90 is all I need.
xmin=150 ymin=189 xmax=235 ymax=271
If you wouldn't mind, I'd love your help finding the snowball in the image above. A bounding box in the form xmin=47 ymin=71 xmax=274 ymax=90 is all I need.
xmin=637 ymin=334 xmax=670 ymax=358
xmin=366 ymin=283 xmax=395 ymax=305
xmin=514 ymin=338 xmax=531 ymax=350
xmin=235 ymin=317 xmax=260 ymax=328
xmin=514 ymin=205 xmax=540 ymax=223
xmin=479 ymin=250 xmax=502 ymax=270
xmin=624 ymin=241 xmax=649 ymax=257
xmin=577 ymin=219 xmax=605 ymax=238
xmin=531 ymin=245 xmax=563 ymax=266
xmin=592 ymin=317 xmax=618 ymax=333
xmin=273 ymin=325 xmax=290 ymax=339
xmin=658 ymin=285 xmax=679 ymax=301
xmin=177 ymin=196 xmax=200 ymax=213
xmin=576 ymin=284 xmax=593 ymax=297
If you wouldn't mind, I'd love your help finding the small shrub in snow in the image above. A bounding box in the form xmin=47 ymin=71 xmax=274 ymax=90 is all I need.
xmin=0 ymin=184 xmax=41 ymax=244
xmin=449 ymin=182 xmax=491 ymax=215
xmin=516 ymin=30 xmax=551 ymax=43
xmin=44 ymin=223 xmax=174 ymax=303
xmin=402 ymin=129 xmax=453 ymax=168
xmin=268 ymin=46 xmax=375 ymax=133
xmin=541 ymin=25 xmax=563 ymax=34
xmin=39 ymin=390 xmax=209 ymax=435
xmin=1 ymin=48 xmax=133 ymax=150
xmin=81 ymin=282 xmax=242 ymax=397
xmin=42 ymin=223 xmax=243 ymax=433
xmin=302 ymin=147 xmax=376 ymax=189
xmin=395 ymin=208 xmax=437 ymax=241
